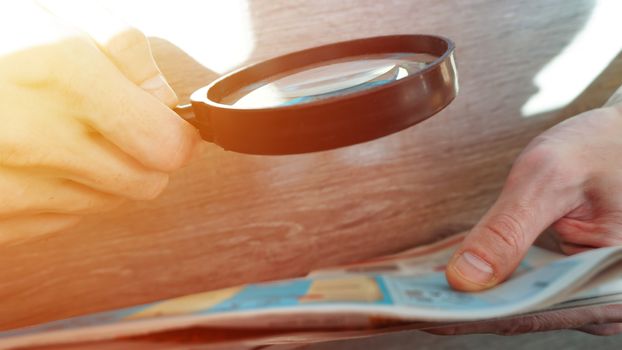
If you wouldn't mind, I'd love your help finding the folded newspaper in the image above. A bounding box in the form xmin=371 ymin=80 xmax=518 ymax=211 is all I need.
xmin=2 ymin=233 xmax=622 ymax=349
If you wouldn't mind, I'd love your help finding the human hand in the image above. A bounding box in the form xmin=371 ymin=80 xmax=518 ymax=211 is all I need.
xmin=439 ymin=102 xmax=622 ymax=335
xmin=445 ymin=103 xmax=622 ymax=292
xmin=0 ymin=2 xmax=201 ymax=241
xmin=427 ymin=305 xmax=622 ymax=336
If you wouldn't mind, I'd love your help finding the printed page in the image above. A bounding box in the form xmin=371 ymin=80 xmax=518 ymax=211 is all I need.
xmin=2 ymin=237 xmax=621 ymax=350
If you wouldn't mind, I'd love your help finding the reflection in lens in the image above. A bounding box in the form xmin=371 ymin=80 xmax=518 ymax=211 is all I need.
xmin=223 ymin=53 xmax=434 ymax=108
xmin=271 ymin=59 xmax=398 ymax=98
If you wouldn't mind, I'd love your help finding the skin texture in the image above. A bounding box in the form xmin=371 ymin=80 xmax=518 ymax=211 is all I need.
xmin=442 ymin=102 xmax=622 ymax=334
xmin=0 ymin=2 xmax=201 ymax=241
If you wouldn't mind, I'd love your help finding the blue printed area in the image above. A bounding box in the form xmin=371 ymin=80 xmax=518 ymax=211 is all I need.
xmin=202 ymin=280 xmax=313 ymax=314
xmin=0 ymin=277 xmax=393 ymax=338
xmin=0 ymin=258 xmax=581 ymax=339
xmin=381 ymin=273 xmax=491 ymax=309
xmin=0 ymin=306 xmax=143 ymax=338
xmin=199 ymin=276 xmax=393 ymax=315
xmin=382 ymin=260 xmax=579 ymax=310
xmin=375 ymin=276 xmax=393 ymax=305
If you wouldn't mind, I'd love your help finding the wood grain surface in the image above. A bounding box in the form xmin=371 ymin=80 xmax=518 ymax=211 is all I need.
xmin=1 ymin=1 xmax=621 ymax=343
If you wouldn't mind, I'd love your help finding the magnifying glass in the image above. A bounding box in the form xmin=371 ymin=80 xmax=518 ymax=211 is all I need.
xmin=174 ymin=34 xmax=458 ymax=155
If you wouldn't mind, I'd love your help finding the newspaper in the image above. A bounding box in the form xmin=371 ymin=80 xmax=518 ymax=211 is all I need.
xmin=1 ymin=233 xmax=621 ymax=349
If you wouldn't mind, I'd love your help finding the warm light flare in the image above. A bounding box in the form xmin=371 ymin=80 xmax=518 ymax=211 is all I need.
xmin=95 ymin=0 xmax=255 ymax=74
xmin=521 ymin=0 xmax=622 ymax=117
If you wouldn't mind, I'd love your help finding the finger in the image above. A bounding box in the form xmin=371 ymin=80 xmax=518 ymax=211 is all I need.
xmin=559 ymin=242 xmax=597 ymax=255
xmin=554 ymin=219 xmax=601 ymax=247
xmin=578 ymin=323 xmax=622 ymax=336
xmin=0 ymin=168 xmax=124 ymax=217
xmin=0 ymin=111 xmax=171 ymax=200
xmin=0 ymin=213 xmax=81 ymax=244
xmin=104 ymin=28 xmax=178 ymax=107
xmin=446 ymin=147 xmax=583 ymax=291
xmin=427 ymin=305 xmax=622 ymax=336
xmin=554 ymin=218 xmax=622 ymax=248
xmin=86 ymin=76 xmax=200 ymax=172
xmin=61 ymin=132 xmax=172 ymax=200
xmin=42 ymin=41 xmax=200 ymax=172
xmin=37 ymin=0 xmax=178 ymax=106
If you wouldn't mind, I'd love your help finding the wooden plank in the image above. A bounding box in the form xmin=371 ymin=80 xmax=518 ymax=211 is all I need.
xmin=1 ymin=0 xmax=620 ymax=333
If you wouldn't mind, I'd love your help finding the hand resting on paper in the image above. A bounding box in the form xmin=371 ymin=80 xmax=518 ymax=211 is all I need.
xmin=442 ymin=92 xmax=622 ymax=335
xmin=0 ymin=2 xmax=200 ymax=241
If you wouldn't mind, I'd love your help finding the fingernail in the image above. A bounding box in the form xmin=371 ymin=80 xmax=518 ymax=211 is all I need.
xmin=453 ymin=252 xmax=494 ymax=285
xmin=140 ymin=75 xmax=178 ymax=107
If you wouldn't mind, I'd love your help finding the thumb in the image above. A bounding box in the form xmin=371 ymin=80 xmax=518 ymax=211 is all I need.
xmin=446 ymin=151 xmax=579 ymax=291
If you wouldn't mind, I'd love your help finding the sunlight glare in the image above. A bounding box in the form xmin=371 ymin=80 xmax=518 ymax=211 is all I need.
xmin=91 ymin=0 xmax=255 ymax=74
xmin=521 ymin=0 xmax=622 ymax=117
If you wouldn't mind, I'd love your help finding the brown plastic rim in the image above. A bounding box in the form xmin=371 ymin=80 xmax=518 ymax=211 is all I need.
xmin=182 ymin=34 xmax=458 ymax=155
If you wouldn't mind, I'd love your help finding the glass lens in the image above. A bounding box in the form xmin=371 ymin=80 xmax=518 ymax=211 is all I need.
xmin=221 ymin=53 xmax=436 ymax=108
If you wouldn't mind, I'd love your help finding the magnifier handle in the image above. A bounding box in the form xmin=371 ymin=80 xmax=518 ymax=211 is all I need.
xmin=173 ymin=103 xmax=197 ymax=124
xmin=173 ymin=104 xmax=214 ymax=141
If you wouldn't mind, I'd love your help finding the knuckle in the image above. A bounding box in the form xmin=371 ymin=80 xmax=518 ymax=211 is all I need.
xmin=135 ymin=173 xmax=169 ymax=200
xmin=521 ymin=316 xmax=545 ymax=333
xmin=512 ymin=143 xmax=574 ymax=188
xmin=515 ymin=144 xmax=558 ymax=172
xmin=591 ymin=305 xmax=622 ymax=324
xmin=106 ymin=28 xmax=149 ymax=58
xmin=482 ymin=213 xmax=526 ymax=257
xmin=496 ymin=317 xmax=542 ymax=336
xmin=157 ymin=127 xmax=201 ymax=171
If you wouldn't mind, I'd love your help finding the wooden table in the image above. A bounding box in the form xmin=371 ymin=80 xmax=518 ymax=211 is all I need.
xmin=1 ymin=0 xmax=621 ymax=347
